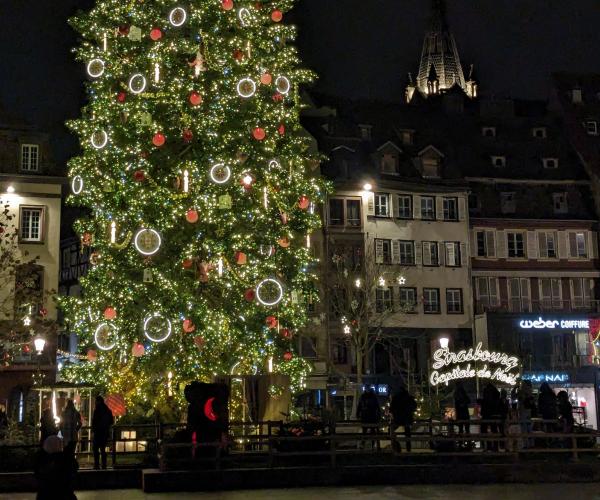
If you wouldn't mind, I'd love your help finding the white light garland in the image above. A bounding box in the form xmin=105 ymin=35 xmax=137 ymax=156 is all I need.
xmin=183 ymin=169 xmax=189 ymax=193
xmin=154 ymin=63 xmax=160 ymax=83
xmin=94 ymin=323 xmax=117 ymax=351
xmin=87 ymin=58 xmax=105 ymax=78
xmin=143 ymin=313 xmax=172 ymax=343
xmin=90 ymin=130 xmax=108 ymax=149
xmin=168 ymin=7 xmax=187 ymax=27
xmin=256 ymin=278 xmax=284 ymax=307
xmin=110 ymin=221 xmax=117 ymax=244
xmin=275 ymin=76 xmax=291 ymax=95
xmin=134 ymin=228 xmax=162 ymax=256
xmin=236 ymin=77 xmax=257 ymax=98
xmin=71 ymin=176 xmax=84 ymax=195
xmin=209 ymin=163 xmax=231 ymax=184
xmin=128 ymin=73 xmax=147 ymax=94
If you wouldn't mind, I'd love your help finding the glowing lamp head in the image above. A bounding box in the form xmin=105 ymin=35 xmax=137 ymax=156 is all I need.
xmin=363 ymin=183 xmax=372 ymax=192
xmin=439 ymin=337 xmax=450 ymax=349
xmin=242 ymin=174 xmax=253 ymax=187
xmin=34 ymin=336 xmax=46 ymax=355
xmin=6 ymin=185 xmax=15 ymax=194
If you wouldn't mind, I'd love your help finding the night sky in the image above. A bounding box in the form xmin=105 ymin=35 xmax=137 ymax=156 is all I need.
xmin=0 ymin=0 xmax=599 ymax=165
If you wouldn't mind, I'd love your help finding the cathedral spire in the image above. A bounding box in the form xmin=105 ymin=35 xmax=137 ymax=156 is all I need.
xmin=430 ymin=0 xmax=448 ymax=32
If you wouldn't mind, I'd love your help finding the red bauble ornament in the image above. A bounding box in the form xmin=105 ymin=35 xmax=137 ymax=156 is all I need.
xmin=152 ymin=132 xmax=166 ymax=147
xmin=283 ymin=351 xmax=293 ymax=361
xmin=278 ymin=123 xmax=286 ymax=135
xmin=23 ymin=344 xmax=31 ymax=354
xmin=104 ymin=307 xmax=117 ymax=320
xmin=272 ymin=93 xmax=284 ymax=102
xmin=261 ymin=73 xmax=273 ymax=85
xmin=233 ymin=49 xmax=244 ymax=61
xmin=150 ymin=28 xmax=162 ymax=41
xmin=189 ymin=92 xmax=203 ymax=106
xmin=265 ymin=316 xmax=278 ymax=329
xmin=182 ymin=258 xmax=194 ymax=269
xmin=298 ymin=195 xmax=310 ymax=210
xmin=82 ymin=232 xmax=93 ymax=246
xmin=253 ymin=127 xmax=266 ymax=140
xmin=117 ymin=92 xmax=127 ymax=103
xmin=193 ymin=335 xmax=205 ymax=349
xmin=183 ymin=319 xmax=196 ymax=333
xmin=182 ymin=128 xmax=193 ymax=143
xmin=235 ymin=251 xmax=247 ymax=265
xmin=186 ymin=209 xmax=199 ymax=224
xmin=133 ymin=170 xmax=145 ymax=182
xmin=132 ymin=342 xmax=145 ymax=357
xmin=87 ymin=349 xmax=97 ymax=362
xmin=278 ymin=236 xmax=290 ymax=248
xmin=244 ymin=288 xmax=255 ymax=302
xmin=280 ymin=328 xmax=293 ymax=340
xmin=39 ymin=307 xmax=48 ymax=317
xmin=222 ymin=0 xmax=234 ymax=10
xmin=271 ymin=10 xmax=283 ymax=22
xmin=118 ymin=25 xmax=130 ymax=36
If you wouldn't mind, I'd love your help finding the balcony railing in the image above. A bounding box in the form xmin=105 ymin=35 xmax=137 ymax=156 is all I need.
xmin=475 ymin=298 xmax=600 ymax=315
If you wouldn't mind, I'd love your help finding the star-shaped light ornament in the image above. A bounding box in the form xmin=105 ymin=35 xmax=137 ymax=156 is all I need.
xmin=343 ymin=325 xmax=351 ymax=335
xmin=378 ymin=276 xmax=386 ymax=287
xmin=397 ymin=275 xmax=406 ymax=285
xmin=23 ymin=316 xmax=31 ymax=326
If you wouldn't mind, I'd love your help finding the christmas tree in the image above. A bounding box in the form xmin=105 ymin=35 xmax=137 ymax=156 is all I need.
xmin=61 ymin=0 xmax=324 ymax=414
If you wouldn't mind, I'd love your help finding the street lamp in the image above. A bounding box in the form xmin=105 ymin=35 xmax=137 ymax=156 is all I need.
xmin=33 ymin=335 xmax=46 ymax=386
xmin=34 ymin=336 xmax=46 ymax=355
xmin=439 ymin=337 xmax=450 ymax=349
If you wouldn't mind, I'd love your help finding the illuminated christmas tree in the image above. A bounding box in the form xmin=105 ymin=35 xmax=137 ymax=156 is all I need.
xmin=61 ymin=0 xmax=324 ymax=414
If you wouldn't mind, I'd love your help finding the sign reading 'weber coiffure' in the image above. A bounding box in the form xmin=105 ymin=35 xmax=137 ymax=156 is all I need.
xmin=430 ymin=343 xmax=520 ymax=387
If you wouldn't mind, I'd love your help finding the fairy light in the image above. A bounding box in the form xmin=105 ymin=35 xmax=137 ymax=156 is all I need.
xmin=218 ymin=258 xmax=224 ymax=276
xmin=103 ymin=33 xmax=108 ymax=52
xmin=154 ymin=63 xmax=160 ymax=83
xmin=183 ymin=170 xmax=189 ymax=193
xmin=110 ymin=221 xmax=116 ymax=243
xmin=263 ymin=187 xmax=268 ymax=208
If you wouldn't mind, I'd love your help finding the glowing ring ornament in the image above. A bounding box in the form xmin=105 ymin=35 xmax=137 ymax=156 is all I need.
xmin=143 ymin=313 xmax=172 ymax=343
xmin=134 ymin=228 xmax=162 ymax=256
xmin=71 ymin=176 xmax=84 ymax=195
xmin=210 ymin=163 xmax=231 ymax=184
xmin=87 ymin=58 xmax=105 ymax=78
xmin=94 ymin=322 xmax=117 ymax=351
xmin=90 ymin=130 xmax=108 ymax=149
xmin=237 ymin=77 xmax=257 ymax=98
xmin=268 ymin=159 xmax=281 ymax=169
xmin=238 ymin=7 xmax=251 ymax=27
xmin=169 ymin=7 xmax=187 ymax=27
xmin=256 ymin=278 xmax=284 ymax=307
xmin=275 ymin=76 xmax=291 ymax=95
xmin=128 ymin=73 xmax=147 ymax=94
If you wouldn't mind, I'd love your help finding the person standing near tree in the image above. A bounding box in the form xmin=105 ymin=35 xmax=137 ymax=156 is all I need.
xmin=480 ymin=382 xmax=500 ymax=451
xmin=39 ymin=398 xmax=57 ymax=447
xmin=357 ymin=388 xmax=381 ymax=448
xmin=60 ymin=400 xmax=82 ymax=458
xmin=390 ymin=387 xmax=417 ymax=452
xmin=91 ymin=396 xmax=114 ymax=470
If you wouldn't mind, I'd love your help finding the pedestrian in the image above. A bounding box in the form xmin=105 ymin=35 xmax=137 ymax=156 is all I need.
xmin=40 ymin=398 xmax=58 ymax=446
xmin=480 ymin=382 xmax=500 ymax=451
xmin=60 ymin=400 xmax=82 ymax=458
xmin=557 ymin=390 xmax=575 ymax=447
xmin=91 ymin=396 xmax=114 ymax=470
xmin=517 ymin=380 xmax=536 ymax=449
xmin=0 ymin=403 xmax=8 ymax=439
xmin=357 ymin=388 xmax=381 ymax=448
xmin=390 ymin=386 xmax=417 ymax=452
xmin=498 ymin=389 xmax=510 ymax=450
xmin=454 ymin=382 xmax=471 ymax=435
xmin=538 ymin=382 xmax=558 ymax=429
xmin=35 ymin=435 xmax=78 ymax=500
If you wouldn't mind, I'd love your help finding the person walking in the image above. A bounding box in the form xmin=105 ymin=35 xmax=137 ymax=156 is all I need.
xmin=480 ymin=382 xmax=500 ymax=451
xmin=390 ymin=387 xmax=417 ymax=453
xmin=454 ymin=382 xmax=471 ymax=435
xmin=91 ymin=396 xmax=114 ymax=470
xmin=357 ymin=388 xmax=381 ymax=448
xmin=557 ymin=390 xmax=575 ymax=448
xmin=35 ymin=435 xmax=78 ymax=500
xmin=538 ymin=382 xmax=558 ymax=447
xmin=40 ymin=398 xmax=58 ymax=446
xmin=60 ymin=400 xmax=82 ymax=458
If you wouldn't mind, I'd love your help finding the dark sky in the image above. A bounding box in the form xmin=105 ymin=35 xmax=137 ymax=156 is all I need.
xmin=0 ymin=0 xmax=599 ymax=165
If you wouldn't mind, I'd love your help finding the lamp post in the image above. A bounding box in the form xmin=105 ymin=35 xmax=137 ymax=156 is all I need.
xmin=33 ymin=335 xmax=46 ymax=386
xmin=439 ymin=336 xmax=450 ymax=349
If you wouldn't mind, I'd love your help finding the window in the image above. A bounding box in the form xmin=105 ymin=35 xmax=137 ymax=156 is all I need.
xmin=476 ymin=230 xmax=496 ymax=258
xmin=491 ymin=156 xmax=506 ymax=168
xmin=572 ymin=88 xmax=582 ymax=104
xmin=398 ymin=240 xmax=415 ymax=265
xmin=328 ymin=199 xmax=343 ymax=225
xmin=586 ymin=121 xmax=598 ymax=136
xmin=422 ymin=241 xmax=439 ymax=266
xmin=299 ymin=336 xmax=317 ymax=359
xmin=507 ymin=232 xmax=525 ymax=258
xmin=20 ymin=144 xmax=39 ymax=172
xmin=468 ymin=194 xmax=479 ymax=215
xmin=476 ymin=277 xmax=499 ymax=309
xmin=538 ymin=231 xmax=557 ymax=258
xmin=569 ymin=232 xmax=587 ymax=258
xmin=400 ymin=130 xmax=414 ymax=145
xmin=421 ymin=158 xmax=440 ymax=178
xmin=19 ymin=206 xmax=44 ymax=242
xmin=444 ymin=242 xmax=461 ymax=267
xmin=399 ymin=287 xmax=417 ymax=313
xmin=328 ymin=198 xmax=361 ymax=227
xmin=331 ymin=338 xmax=348 ymax=364
xmin=423 ymin=288 xmax=440 ymax=314
xmin=508 ymin=278 xmax=530 ymax=312
xmin=553 ymin=193 xmax=568 ymax=214
xmin=375 ymin=239 xmax=392 ymax=264
xmin=500 ymin=192 xmax=516 ymax=214
xmin=571 ymin=278 xmax=593 ymax=309
xmin=397 ymin=195 xmax=412 ymax=219
xmin=347 ymin=200 xmax=361 ymax=226
xmin=442 ymin=197 xmax=458 ymax=221
xmin=374 ymin=193 xmax=389 ymax=217
xmin=539 ymin=278 xmax=562 ymax=309
xmin=532 ymin=127 xmax=547 ymax=138
xmin=375 ymin=287 xmax=392 ymax=313
xmin=446 ymin=289 xmax=463 ymax=314
xmin=359 ymin=124 xmax=372 ymax=140
xmin=421 ymin=196 xmax=435 ymax=220
xmin=381 ymin=153 xmax=398 ymax=174
xmin=482 ymin=127 xmax=496 ymax=138
xmin=543 ymin=158 xmax=559 ymax=169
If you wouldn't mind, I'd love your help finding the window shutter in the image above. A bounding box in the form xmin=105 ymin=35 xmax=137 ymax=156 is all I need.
xmin=422 ymin=242 xmax=432 ymax=265
xmin=393 ymin=194 xmax=400 ymax=218
xmin=568 ymin=232 xmax=577 ymax=258
xmin=558 ymin=231 xmax=568 ymax=259
xmin=438 ymin=243 xmax=445 ymax=266
xmin=486 ymin=230 xmax=496 ymax=258
xmin=489 ymin=278 xmax=499 ymax=306
xmin=375 ymin=239 xmax=384 ymax=264
xmin=496 ymin=230 xmax=506 ymax=258
xmin=413 ymin=196 xmax=421 ymax=219
xmin=521 ymin=278 xmax=531 ymax=311
xmin=527 ymin=231 xmax=538 ymax=259
xmin=538 ymin=232 xmax=547 ymax=258
xmin=458 ymin=197 xmax=466 ymax=221
xmin=460 ymin=242 xmax=467 ymax=267
xmin=366 ymin=192 xmax=375 ymax=216
xmin=436 ymin=197 xmax=444 ymax=220
xmin=391 ymin=240 xmax=400 ymax=264
xmin=470 ymin=231 xmax=478 ymax=258
xmin=588 ymin=230 xmax=596 ymax=259
xmin=571 ymin=278 xmax=582 ymax=306
xmin=415 ymin=242 xmax=422 ymax=265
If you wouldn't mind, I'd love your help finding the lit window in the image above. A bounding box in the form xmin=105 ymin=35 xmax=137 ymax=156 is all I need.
xmin=21 ymin=144 xmax=40 ymax=172
xmin=19 ymin=206 xmax=44 ymax=242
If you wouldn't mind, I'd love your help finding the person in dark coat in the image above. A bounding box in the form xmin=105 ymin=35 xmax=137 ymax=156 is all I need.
xmin=60 ymin=400 xmax=82 ymax=458
xmin=91 ymin=396 xmax=114 ymax=470
xmin=518 ymin=380 xmax=536 ymax=449
xmin=557 ymin=390 xmax=575 ymax=442
xmin=454 ymin=382 xmax=471 ymax=434
xmin=480 ymin=382 xmax=500 ymax=451
xmin=35 ymin=435 xmax=78 ymax=500
xmin=357 ymin=388 xmax=381 ymax=437
xmin=390 ymin=387 xmax=417 ymax=452
xmin=39 ymin=398 xmax=57 ymax=446
xmin=538 ymin=382 xmax=558 ymax=429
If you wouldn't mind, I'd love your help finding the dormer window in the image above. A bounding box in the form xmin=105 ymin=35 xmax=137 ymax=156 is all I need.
xmin=491 ymin=156 xmax=506 ymax=168
xmin=571 ymin=88 xmax=582 ymax=104
xmin=543 ymin=158 xmax=559 ymax=169
xmin=532 ymin=127 xmax=547 ymax=138
xmin=399 ymin=130 xmax=414 ymax=146
xmin=21 ymin=144 xmax=40 ymax=172
xmin=381 ymin=153 xmax=399 ymax=175
xmin=359 ymin=124 xmax=372 ymax=141
xmin=586 ymin=121 xmax=598 ymax=136
xmin=553 ymin=192 xmax=568 ymax=214
xmin=418 ymin=145 xmax=444 ymax=179
xmin=482 ymin=127 xmax=496 ymax=138
xmin=500 ymin=192 xmax=516 ymax=214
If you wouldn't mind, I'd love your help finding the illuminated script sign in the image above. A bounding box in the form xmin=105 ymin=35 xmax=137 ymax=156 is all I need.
xmin=518 ymin=317 xmax=589 ymax=330
xmin=430 ymin=343 xmax=520 ymax=387
xmin=522 ymin=372 xmax=570 ymax=384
